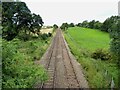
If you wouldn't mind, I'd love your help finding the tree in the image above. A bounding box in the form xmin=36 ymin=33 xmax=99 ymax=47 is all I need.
xmin=76 ymin=23 xmax=82 ymax=27
xmin=101 ymin=16 xmax=119 ymax=32
xmin=81 ymin=20 xmax=89 ymax=28
xmin=53 ymin=24 xmax=58 ymax=30
xmin=109 ymin=16 xmax=120 ymax=63
xmin=2 ymin=2 xmax=31 ymax=40
xmin=88 ymin=20 xmax=95 ymax=29
xmin=2 ymin=2 xmax=44 ymax=40
xmin=30 ymin=13 xmax=44 ymax=34
xmin=69 ymin=23 xmax=74 ymax=27
xmin=94 ymin=21 xmax=102 ymax=29
xmin=60 ymin=23 xmax=68 ymax=30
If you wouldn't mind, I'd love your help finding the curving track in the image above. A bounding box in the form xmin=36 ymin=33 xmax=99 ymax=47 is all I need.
xmin=36 ymin=29 xmax=89 ymax=88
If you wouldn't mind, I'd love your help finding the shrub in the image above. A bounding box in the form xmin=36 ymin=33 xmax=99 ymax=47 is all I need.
xmin=48 ymin=32 xmax=52 ymax=37
xmin=2 ymin=39 xmax=48 ymax=88
xmin=40 ymin=33 xmax=52 ymax=40
xmin=17 ymin=32 xmax=31 ymax=41
xmin=40 ymin=33 xmax=48 ymax=40
xmin=91 ymin=49 xmax=111 ymax=60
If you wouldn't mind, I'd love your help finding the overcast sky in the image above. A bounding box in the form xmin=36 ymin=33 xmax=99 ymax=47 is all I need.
xmin=22 ymin=0 xmax=119 ymax=26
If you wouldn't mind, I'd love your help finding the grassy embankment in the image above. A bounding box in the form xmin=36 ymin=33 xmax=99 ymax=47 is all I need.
xmin=64 ymin=27 xmax=118 ymax=88
xmin=2 ymin=28 xmax=53 ymax=88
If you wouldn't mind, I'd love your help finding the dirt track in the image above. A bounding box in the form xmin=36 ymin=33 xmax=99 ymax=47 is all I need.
xmin=36 ymin=29 xmax=89 ymax=88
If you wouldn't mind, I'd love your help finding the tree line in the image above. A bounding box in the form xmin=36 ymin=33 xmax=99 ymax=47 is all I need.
xmin=2 ymin=2 xmax=44 ymax=41
xmin=60 ymin=16 xmax=120 ymax=33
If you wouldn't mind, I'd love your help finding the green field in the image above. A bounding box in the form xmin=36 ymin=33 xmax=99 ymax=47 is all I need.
xmin=64 ymin=27 xmax=118 ymax=88
xmin=66 ymin=27 xmax=110 ymax=51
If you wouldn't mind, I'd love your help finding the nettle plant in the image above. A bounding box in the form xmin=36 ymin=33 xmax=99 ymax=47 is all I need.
xmin=109 ymin=16 xmax=120 ymax=63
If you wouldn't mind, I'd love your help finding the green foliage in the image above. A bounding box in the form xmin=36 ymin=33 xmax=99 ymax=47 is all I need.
xmin=60 ymin=22 xmax=68 ymax=30
xmin=88 ymin=20 xmax=95 ymax=29
xmin=39 ymin=33 xmax=52 ymax=40
xmin=101 ymin=16 xmax=119 ymax=32
xmin=17 ymin=31 xmax=31 ymax=41
xmin=94 ymin=21 xmax=102 ymax=29
xmin=77 ymin=20 xmax=102 ymax=30
xmin=53 ymin=24 xmax=58 ymax=30
xmin=30 ymin=13 xmax=44 ymax=34
xmin=91 ymin=49 xmax=111 ymax=60
xmin=2 ymin=38 xmax=50 ymax=88
xmin=81 ymin=20 xmax=89 ymax=28
xmin=2 ymin=2 xmax=30 ymax=40
xmin=76 ymin=23 xmax=82 ymax=27
xmin=2 ymin=2 xmax=43 ymax=41
xmin=69 ymin=23 xmax=74 ymax=27
xmin=48 ymin=32 xmax=52 ymax=37
xmin=64 ymin=27 xmax=118 ymax=88
xmin=109 ymin=16 xmax=120 ymax=63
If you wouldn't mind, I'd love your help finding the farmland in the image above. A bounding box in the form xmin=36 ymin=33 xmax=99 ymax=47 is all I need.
xmin=64 ymin=27 xmax=118 ymax=88
xmin=1 ymin=1 xmax=119 ymax=89
xmin=40 ymin=28 xmax=53 ymax=34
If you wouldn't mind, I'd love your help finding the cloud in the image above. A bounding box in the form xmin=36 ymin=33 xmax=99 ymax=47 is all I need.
xmin=23 ymin=1 xmax=118 ymax=25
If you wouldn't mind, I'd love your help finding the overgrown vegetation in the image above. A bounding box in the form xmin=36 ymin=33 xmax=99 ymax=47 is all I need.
xmin=1 ymin=1 xmax=54 ymax=88
xmin=2 ymin=37 xmax=52 ymax=88
xmin=109 ymin=18 xmax=120 ymax=88
xmin=64 ymin=27 xmax=118 ymax=88
xmin=91 ymin=49 xmax=111 ymax=60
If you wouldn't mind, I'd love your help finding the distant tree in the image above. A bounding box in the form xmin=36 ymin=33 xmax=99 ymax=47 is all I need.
xmin=76 ymin=23 xmax=82 ymax=27
xmin=69 ymin=23 xmax=74 ymax=27
xmin=88 ymin=20 xmax=95 ymax=29
xmin=60 ymin=23 xmax=68 ymax=30
xmin=46 ymin=26 xmax=53 ymax=28
xmin=81 ymin=20 xmax=89 ymax=28
xmin=53 ymin=24 xmax=58 ymax=29
xmin=94 ymin=21 xmax=102 ymax=29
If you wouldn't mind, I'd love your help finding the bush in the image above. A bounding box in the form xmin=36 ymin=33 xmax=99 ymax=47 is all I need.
xmin=48 ymin=32 xmax=52 ymax=37
xmin=17 ymin=32 xmax=31 ymax=41
xmin=91 ymin=49 xmax=111 ymax=60
xmin=40 ymin=33 xmax=48 ymax=40
xmin=40 ymin=33 xmax=52 ymax=40
xmin=2 ymin=39 xmax=48 ymax=88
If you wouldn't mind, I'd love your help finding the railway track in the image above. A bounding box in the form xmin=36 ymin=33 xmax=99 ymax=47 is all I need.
xmin=36 ymin=29 xmax=89 ymax=89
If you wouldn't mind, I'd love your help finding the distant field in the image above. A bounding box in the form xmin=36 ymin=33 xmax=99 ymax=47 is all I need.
xmin=64 ymin=27 xmax=118 ymax=88
xmin=66 ymin=27 xmax=110 ymax=51
xmin=40 ymin=28 xmax=53 ymax=34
